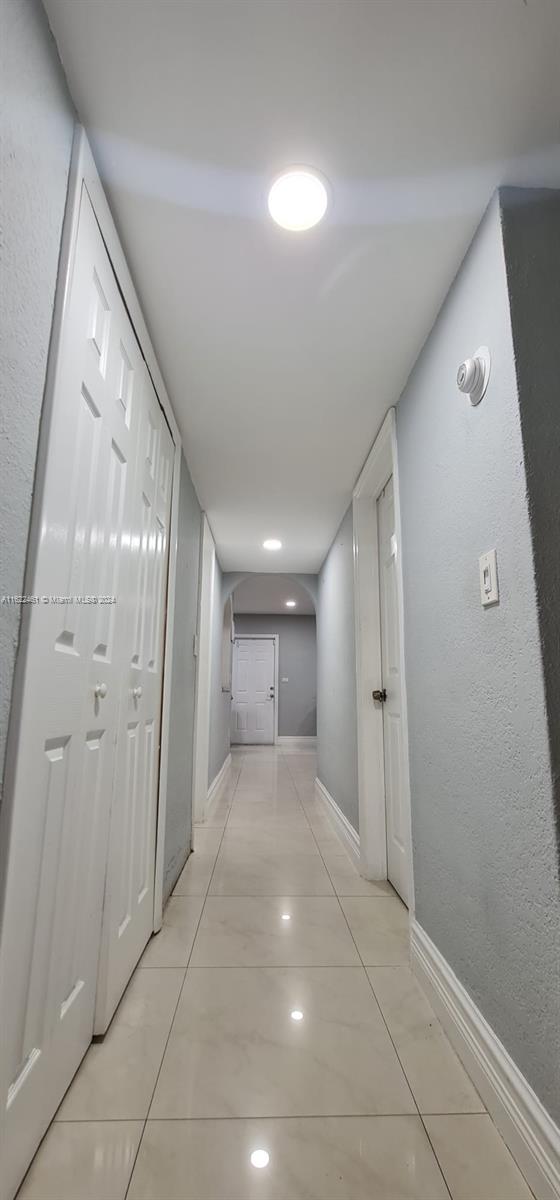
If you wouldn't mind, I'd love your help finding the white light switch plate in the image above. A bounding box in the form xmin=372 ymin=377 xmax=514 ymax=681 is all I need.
xmin=479 ymin=549 xmax=499 ymax=606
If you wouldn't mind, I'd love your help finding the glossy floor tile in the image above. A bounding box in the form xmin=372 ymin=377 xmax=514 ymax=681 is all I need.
xmin=173 ymin=852 xmax=217 ymax=895
xmin=424 ymin=1114 xmax=534 ymax=1199
xmin=23 ymin=747 xmax=533 ymax=1200
xmin=128 ymin=1116 xmax=450 ymax=1200
xmin=140 ymin=896 xmax=204 ymax=967
xmin=150 ymin=966 xmax=415 ymax=1117
xmin=227 ymin=799 xmax=309 ymax=827
xmin=191 ymin=895 xmax=361 ymax=966
xmin=340 ymin=896 xmax=410 ymax=964
xmin=56 ymin=969 xmax=183 ymax=1121
xmin=324 ymin=853 xmax=397 ymax=896
xmin=18 ymin=1121 xmax=143 ymax=1200
xmin=222 ymin=822 xmax=319 ymax=852
xmin=192 ymin=825 xmax=224 ymax=854
xmin=368 ymin=966 xmax=484 ymax=1113
xmin=209 ymin=847 xmax=335 ymax=895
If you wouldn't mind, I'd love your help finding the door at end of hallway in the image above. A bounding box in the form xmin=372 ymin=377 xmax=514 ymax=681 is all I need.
xmin=231 ymin=637 xmax=276 ymax=745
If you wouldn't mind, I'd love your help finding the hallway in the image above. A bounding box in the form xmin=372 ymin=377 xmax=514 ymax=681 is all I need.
xmin=18 ymin=746 xmax=532 ymax=1199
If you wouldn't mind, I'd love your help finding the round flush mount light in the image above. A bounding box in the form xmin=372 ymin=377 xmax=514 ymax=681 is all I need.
xmin=291 ymin=1009 xmax=304 ymax=1022
xmin=268 ymin=168 xmax=329 ymax=232
xmin=250 ymin=1149 xmax=270 ymax=1170
xmin=285 ymin=600 xmax=297 ymax=608
xmin=263 ymin=538 xmax=282 ymax=551
xmin=281 ymin=913 xmax=291 ymax=921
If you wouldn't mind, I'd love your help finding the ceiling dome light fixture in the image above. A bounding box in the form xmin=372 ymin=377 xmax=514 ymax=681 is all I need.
xmin=268 ymin=168 xmax=329 ymax=232
xmin=263 ymin=538 xmax=282 ymax=551
xmin=250 ymin=1150 xmax=270 ymax=1170
xmin=285 ymin=599 xmax=297 ymax=608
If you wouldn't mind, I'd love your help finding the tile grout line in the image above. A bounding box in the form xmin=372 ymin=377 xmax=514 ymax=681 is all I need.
xmin=123 ymin=754 xmax=245 ymax=1199
xmin=50 ymin=1108 xmax=488 ymax=1124
xmin=282 ymin=750 xmax=454 ymax=1200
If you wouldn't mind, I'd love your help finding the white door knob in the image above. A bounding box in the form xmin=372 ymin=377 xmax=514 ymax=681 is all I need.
xmin=94 ymin=682 xmax=108 ymax=699
xmin=133 ymin=686 xmax=143 ymax=700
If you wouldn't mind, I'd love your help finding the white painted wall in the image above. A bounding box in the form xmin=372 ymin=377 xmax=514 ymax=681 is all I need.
xmin=316 ymin=506 xmax=359 ymax=831
xmin=397 ymin=192 xmax=559 ymax=1124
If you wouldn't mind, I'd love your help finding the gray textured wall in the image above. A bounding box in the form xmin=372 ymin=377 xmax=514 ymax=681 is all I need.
xmin=501 ymin=187 xmax=560 ymax=860
xmin=397 ymin=193 xmax=559 ymax=1122
xmin=0 ymin=0 xmax=75 ymax=796
xmin=208 ymin=558 xmax=231 ymax=787
xmin=316 ymin=506 xmax=359 ymax=831
xmin=233 ymin=615 xmax=317 ymax=737
xmin=163 ymin=455 xmax=201 ymax=901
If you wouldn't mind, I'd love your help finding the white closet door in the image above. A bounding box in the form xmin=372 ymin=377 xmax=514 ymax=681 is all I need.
xmin=0 ymin=188 xmax=145 ymax=1200
xmin=94 ymin=373 xmax=174 ymax=1033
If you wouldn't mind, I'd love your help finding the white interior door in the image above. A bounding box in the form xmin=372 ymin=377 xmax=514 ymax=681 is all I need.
xmin=94 ymin=373 xmax=174 ymax=1034
xmin=0 ymin=188 xmax=145 ymax=1200
xmin=377 ymin=477 xmax=409 ymax=905
xmin=231 ymin=638 xmax=275 ymax=744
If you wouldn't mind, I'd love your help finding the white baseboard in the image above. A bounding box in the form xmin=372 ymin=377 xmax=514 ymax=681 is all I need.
xmin=411 ymin=920 xmax=560 ymax=1200
xmin=314 ymin=777 xmax=360 ymax=866
xmin=204 ymin=753 xmax=232 ymax=819
xmin=277 ymin=736 xmax=317 ymax=747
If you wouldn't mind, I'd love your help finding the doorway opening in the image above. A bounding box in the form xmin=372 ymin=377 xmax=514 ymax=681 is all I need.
xmin=228 ymin=575 xmax=317 ymax=748
xmin=353 ymin=410 xmax=414 ymax=907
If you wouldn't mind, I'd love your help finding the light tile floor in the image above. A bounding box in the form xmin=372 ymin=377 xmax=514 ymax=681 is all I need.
xmin=18 ymin=746 xmax=534 ymax=1199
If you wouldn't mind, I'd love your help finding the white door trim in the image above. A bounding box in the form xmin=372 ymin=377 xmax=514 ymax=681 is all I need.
xmin=152 ymin=436 xmax=181 ymax=929
xmin=352 ymin=408 xmax=414 ymax=907
xmin=58 ymin=129 xmax=183 ymax=934
xmin=231 ymin=635 xmax=279 ymax=744
xmin=192 ymin=515 xmax=217 ymax=824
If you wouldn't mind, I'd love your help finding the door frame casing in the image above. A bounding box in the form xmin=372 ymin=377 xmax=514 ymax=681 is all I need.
xmin=44 ymin=128 xmax=183 ymax=934
xmin=231 ymin=634 xmax=280 ymax=745
xmin=352 ymin=408 xmax=415 ymax=909
xmin=192 ymin=514 xmax=218 ymax=825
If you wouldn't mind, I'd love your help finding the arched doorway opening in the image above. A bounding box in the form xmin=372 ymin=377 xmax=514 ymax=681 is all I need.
xmin=223 ymin=574 xmax=317 ymax=747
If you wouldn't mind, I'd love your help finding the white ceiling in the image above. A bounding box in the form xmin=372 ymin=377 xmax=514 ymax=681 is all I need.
xmin=234 ymin=575 xmax=315 ymax=615
xmin=45 ymin=0 xmax=560 ymax=572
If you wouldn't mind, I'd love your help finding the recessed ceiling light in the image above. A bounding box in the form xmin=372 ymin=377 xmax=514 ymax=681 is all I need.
xmin=281 ymin=913 xmax=291 ymax=921
xmin=291 ymin=1009 xmax=304 ymax=1022
xmin=268 ymin=168 xmax=328 ymax=232
xmin=250 ymin=1149 xmax=270 ymax=1169
xmin=285 ymin=600 xmax=297 ymax=608
xmin=263 ymin=538 xmax=282 ymax=551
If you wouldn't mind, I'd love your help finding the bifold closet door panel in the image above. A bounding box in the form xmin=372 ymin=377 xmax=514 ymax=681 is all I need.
xmin=0 ymin=187 xmax=145 ymax=1200
xmin=94 ymin=375 xmax=174 ymax=1034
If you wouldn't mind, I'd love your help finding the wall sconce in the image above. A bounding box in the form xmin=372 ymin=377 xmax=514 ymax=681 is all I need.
xmin=456 ymin=345 xmax=491 ymax=406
